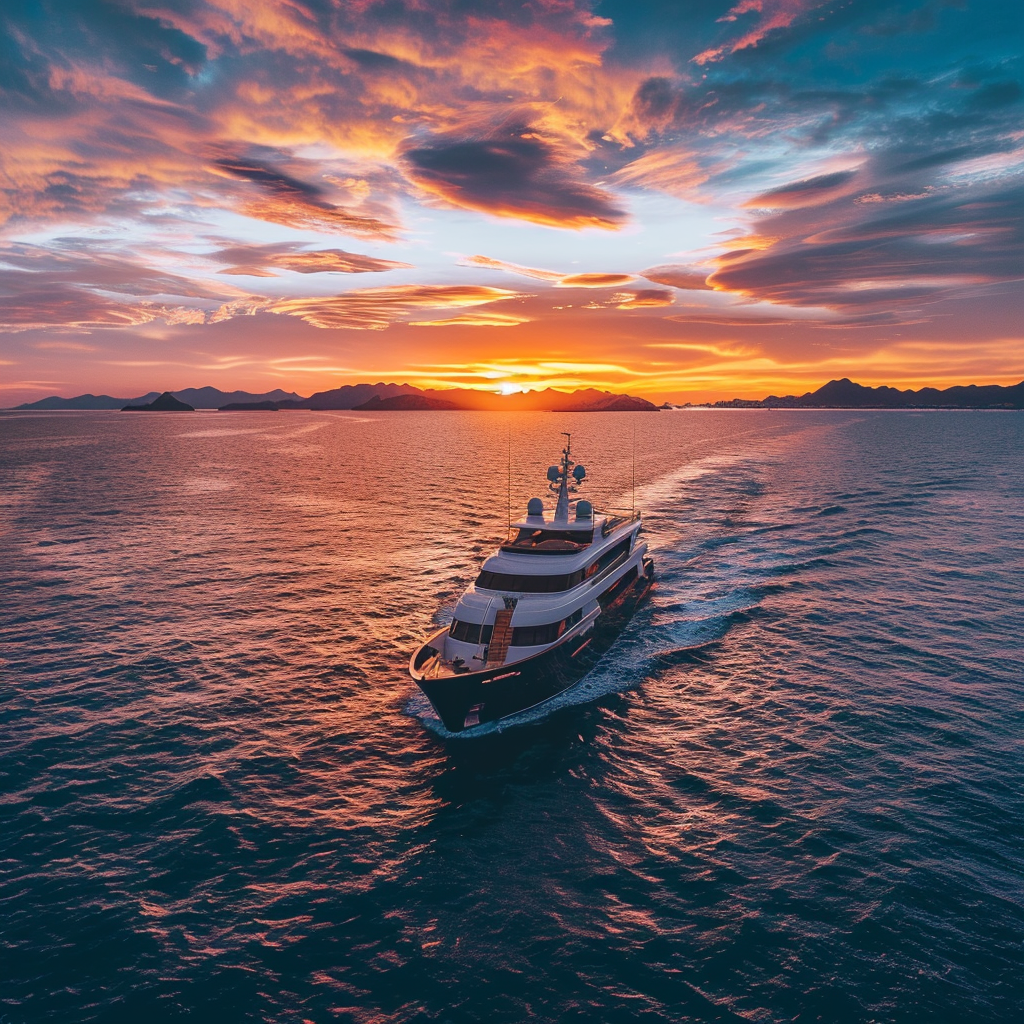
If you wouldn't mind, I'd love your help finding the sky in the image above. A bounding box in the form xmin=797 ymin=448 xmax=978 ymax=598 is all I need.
xmin=1 ymin=0 xmax=1021 ymax=404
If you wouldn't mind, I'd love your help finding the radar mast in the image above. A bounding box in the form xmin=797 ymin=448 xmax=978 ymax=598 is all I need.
xmin=549 ymin=432 xmax=585 ymax=522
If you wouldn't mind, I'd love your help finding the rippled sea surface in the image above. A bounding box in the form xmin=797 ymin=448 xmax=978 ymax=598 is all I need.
xmin=2 ymin=409 xmax=1022 ymax=1023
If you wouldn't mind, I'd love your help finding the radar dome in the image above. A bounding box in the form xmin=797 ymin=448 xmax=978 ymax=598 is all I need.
xmin=547 ymin=465 xmax=561 ymax=482
xmin=575 ymin=499 xmax=593 ymax=519
xmin=527 ymin=497 xmax=544 ymax=516
xmin=572 ymin=465 xmax=586 ymax=481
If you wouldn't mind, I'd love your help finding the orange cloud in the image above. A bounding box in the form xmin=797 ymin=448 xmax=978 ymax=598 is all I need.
xmin=0 ymin=284 xmax=159 ymax=331
xmin=459 ymin=255 xmax=563 ymax=281
xmin=641 ymin=265 xmax=713 ymax=290
xmin=1 ymin=0 xmax=649 ymax=242
xmin=210 ymin=243 xmax=412 ymax=276
xmin=409 ymin=313 xmax=531 ymax=327
xmin=557 ymin=273 xmax=634 ymax=288
xmin=265 ymin=284 xmax=526 ymax=330
xmin=611 ymin=147 xmax=711 ymax=200
xmin=614 ymin=289 xmax=675 ymax=308
xmin=466 ymin=256 xmax=642 ymax=291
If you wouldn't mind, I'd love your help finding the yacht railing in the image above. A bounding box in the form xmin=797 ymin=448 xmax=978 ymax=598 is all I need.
xmin=597 ymin=509 xmax=642 ymax=537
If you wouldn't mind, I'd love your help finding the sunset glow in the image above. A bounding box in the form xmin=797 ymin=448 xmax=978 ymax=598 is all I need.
xmin=1 ymin=1 xmax=1021 ymax=404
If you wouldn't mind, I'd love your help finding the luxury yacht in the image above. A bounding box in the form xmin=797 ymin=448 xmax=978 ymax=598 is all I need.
xmin=410 ymin=434 xmax=654 ymax=733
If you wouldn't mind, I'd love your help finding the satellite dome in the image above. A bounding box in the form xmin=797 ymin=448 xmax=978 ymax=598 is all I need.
xmin=547 ymin=465 xmax=561 ymax=482
xmin=527 ymin=497 xmax=544 ymax=516
xmin=572 ymin=465 xmax=586 ymax=481
xmin=575 ymin=499 xmax=593 ymax=519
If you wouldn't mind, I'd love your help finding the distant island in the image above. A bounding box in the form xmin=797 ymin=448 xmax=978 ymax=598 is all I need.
xmin=11 ymin=377 xmax=1024 ymax=413
xmin=16 ymin=382 xmax=661 ymax=412
xmin=348 ymin=388 xmax=659 ymax=412
xmin=354 ymin=393 xmax=460 ymax=411
xmin=121 ymin=392 xmax=194 ymax=412
xmin=683 ymin=378 xmax=1024 ymax=410
xmin=17 ymin=387 xmax=305 ymax=411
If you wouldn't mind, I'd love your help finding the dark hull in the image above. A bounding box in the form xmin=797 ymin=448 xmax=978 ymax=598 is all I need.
xmin=411 ymin=559 xmax=653 ymax=734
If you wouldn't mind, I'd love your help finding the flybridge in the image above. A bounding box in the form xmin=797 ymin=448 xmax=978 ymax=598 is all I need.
xmin=501 ymin=527 xmax=595 ymax=555
xmin=499 ymin=433 xmax=596 ymax=553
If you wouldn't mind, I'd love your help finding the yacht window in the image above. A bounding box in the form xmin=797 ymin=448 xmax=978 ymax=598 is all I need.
xmin=448 ymin=620 xmax=494 ymax=645
xmin=475 ymin=569 xmax=586 ymax=593
xmin=511 ymin=607 xmax=584 ymax=647
xmin=585 ymin=536 xmax=631 ymax=578
xmin=511 ymin=621 xmax=562 ymax=646
xmin=478 ymin=535 xmax=631 ymax=593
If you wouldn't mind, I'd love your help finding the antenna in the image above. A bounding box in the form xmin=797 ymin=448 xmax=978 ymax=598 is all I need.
xmin=631 ymin=424 xmax=636 ymax=515
xmin=507 ymin=426 xmax=512 ymax=539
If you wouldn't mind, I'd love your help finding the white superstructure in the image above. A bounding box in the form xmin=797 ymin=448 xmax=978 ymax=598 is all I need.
xmin=433 ymin=434 xmax=648 ymax=673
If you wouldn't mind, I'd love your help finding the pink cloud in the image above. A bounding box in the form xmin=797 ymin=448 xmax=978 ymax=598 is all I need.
xmin=693 ymin=1 xmax=815 ymax=65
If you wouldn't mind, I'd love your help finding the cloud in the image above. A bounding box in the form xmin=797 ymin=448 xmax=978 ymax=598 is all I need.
xmin=663 ymin=310 xmax=928 ymax=329
xmin=0 ymin=239 xmax=244 ymax=331
xmin=641 ymin=265 xmax=713 ymax=290
xmin=409 ymin=313 xmax=530 ymax=327
xmin=614 ymin=289 xmax=675 ymax=309
xmin=15 ymin=282 xmax=522 ymax=334
xmin=557 ymin=273 xmax=634 ymax=288
xmin=744 ymin=170 xmax=860 ymax=209
xmin=217 ymin=266 xmax=279 ymax=277
xmin=0 ymin=275 xmax=159 ymax=331
xmin=161 ymin=307 xmax=208 ymax=325
xmin=265 ymin=284 xmax=526 ymax=330
xmin=207 ymin=299 xmax=268 ymax=324
xmin=465 ymin=256 xmax=641 ymax=290
xmin=694 ymin=1 xmax=815 ymax=65
xmin=404 ymin=134 xmax=627 ymax=229
xmin=459 ymin=255 xmax=563 ymax=281
xmin=0 ymin=270 xmax=217 ymax=332
xmin=210 ymin=155 xmax=399 ymax=239
xmin=33 ymin=340 xmax=97 ymax=352
xmin=0 ymin=241 xmax=238 ymax=300
xmin=708 ymin=176 xmax=1024 ymax=310
xmin=611 ymin=146 xmax=712 ymax=200
xmin=208 ymin=243 xmax=412 ymax=276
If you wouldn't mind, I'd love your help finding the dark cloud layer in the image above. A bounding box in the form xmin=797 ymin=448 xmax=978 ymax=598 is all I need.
xmin=747 ymin=171 xmax=859 ymax=209
xmin=404 ymin=135 xmax=627 ymax=229
xmin=709 ymin=176 xmax=1024 ymax=310
xmin=210 ymin=156 xmax=398 ymax=239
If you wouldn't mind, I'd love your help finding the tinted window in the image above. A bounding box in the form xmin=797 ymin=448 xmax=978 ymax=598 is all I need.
xmin=585 ymin=536 xmax=632 ymax=578
xmin=511 ymin=621 xmax=562 ymax=646
xmin=475 ymin=570 xmax=585 ymax=593
xmin=511 ymin=607 xmax=584 ymax=648
xmin=449 ymin=620 xmax=494 ymax=644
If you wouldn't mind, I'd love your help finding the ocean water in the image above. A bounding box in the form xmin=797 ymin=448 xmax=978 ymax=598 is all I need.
xmin=1 ymin=408 xmax=1022 ymax=1023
